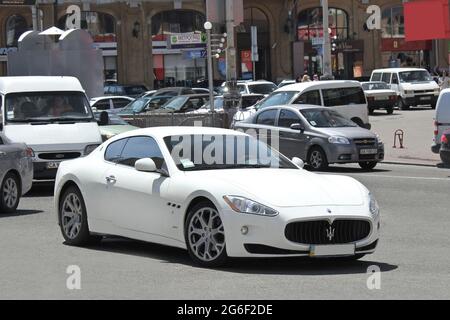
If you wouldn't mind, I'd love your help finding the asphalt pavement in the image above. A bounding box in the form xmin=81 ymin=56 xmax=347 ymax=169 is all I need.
xmin=0 ymin=163 xmax=449 ymax=300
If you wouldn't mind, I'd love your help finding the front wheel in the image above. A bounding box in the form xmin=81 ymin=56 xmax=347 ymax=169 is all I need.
xmin=398 ymin=98 xmax=410 ymax=110
xmin=308 ymin=147 xmax=329 ymax=171
xmin=386 ymin=107 xmax=394 ymax=115
xmin=359 ymin=161 xmax=378 ymax=171
xmin=185 ymin=201 xmax=228 ymax=268
xmin=0 ymin=172 xmax=21 ymax=213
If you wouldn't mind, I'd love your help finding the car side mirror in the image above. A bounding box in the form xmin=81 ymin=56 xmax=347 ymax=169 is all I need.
xmin=98 ymin=111 xmax=109 ymax=126
xmin=291 ymin=157 xmax=305 ymax=169
xmin=135 ymin=158 xmax=157 ymax=173
xmin=0 ymin=123 xmax=3 ymax=131
xmin=290 ymin=123 xmax=304 ymax=132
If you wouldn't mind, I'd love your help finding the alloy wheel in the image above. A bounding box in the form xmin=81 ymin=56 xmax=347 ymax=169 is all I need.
xmin=188 ymin=208 xmax=225 ymax=262
xmin=310 ymin=151 xmax=323 ymax=169
xmin=3 ymin=177 xmax=18 ymax=209
xmin=61 ymin=193 xmax=83 ymax=239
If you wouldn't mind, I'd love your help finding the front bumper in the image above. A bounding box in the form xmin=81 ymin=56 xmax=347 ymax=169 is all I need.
xmin=404 ymin=95 xmax=438 ymax=106
xmin=221 ymin=206 xmax=380 ymax=258
xmin=440 ymin=144 xmax=450 ymax=163
xmin=325 ymin=142 xmax=384 ymax=164
xmin=368 ymin=100 xmax=396 ymax=109
xmin=33 ymin=162 xmax=59 ymax=180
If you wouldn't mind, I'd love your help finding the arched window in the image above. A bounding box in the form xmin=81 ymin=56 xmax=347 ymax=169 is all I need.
xmin=6 ymin=15 xmax=28 ymax=47
xmin=381 ymin=6 xmax=404 ymax=38
xmin=58 ymin=12 xmax=116 ymax=42
xmin=297 ymin=7 xmax=348 ymax=41
xmin=151 ymin=10 xmax=205 ymax=36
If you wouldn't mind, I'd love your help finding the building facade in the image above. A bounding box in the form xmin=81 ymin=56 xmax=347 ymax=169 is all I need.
xmin=0 ymin=0 xmax=449 ymax=88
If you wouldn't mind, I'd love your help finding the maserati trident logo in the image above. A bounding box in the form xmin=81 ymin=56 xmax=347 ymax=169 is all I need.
xmin=326 ymin=225 xmax=335 ymax=241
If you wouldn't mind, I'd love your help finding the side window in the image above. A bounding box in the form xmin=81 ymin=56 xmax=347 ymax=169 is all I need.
xmin=119 ymin=136 xmax=165 ymax=169
xmin=113 ymin=99 xmax=131 ymax=109
xmin=93 ymin=100 xmax=112 ymax=111
xmin=258 ymin=92 xmax=297 ymax=109
xmin=392 ymin=73 xmax=399 ymax=84
xmin=105 ymin=138 xmax=128 ymax=163
xmin=278 ymin=109 xmax=301 ymax=128
xmin=381 ymin=73 xmax=391 ymax=84
xmin=256 ymin=109 xmax=278 ymax=126
xmin=238 ymin=85 xmax=247 ymax=93
xmin=293 ymin=90 xmax=321 ymax=105
xmin=322 ymin=87 xmax=366 ymax=106
xmin=371 ymin=73 xmax=382 ymax=81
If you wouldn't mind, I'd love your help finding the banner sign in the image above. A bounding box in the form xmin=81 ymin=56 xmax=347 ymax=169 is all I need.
xmin=0 ymin=0 xmax=36 ymax=5
xmin=0 ymin=47 xmax=17 ymax=55
xmin=169 ymin=33 xmax=207 ymax=49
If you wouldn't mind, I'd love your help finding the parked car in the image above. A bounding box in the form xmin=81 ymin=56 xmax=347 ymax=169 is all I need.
xmin=117 ymin=95 xmax=172 ymax=117
xmin=370 ymin=68 xmax=440 ymax=110
xmin=95 ymin=112 xmax=138 ymax=141
xmin=55 ymin=126 xmax=380 ymax=267
xmin=233 ymin=80 xmax=370 ymax=129
xmin=234 ymin=105 xmax=384 ymax=171
xmin=221 ymin=80 xmax=278 ymax=96
xmin=439 ymin=129 xmax=450 ymax=165
xmin=361 ymin=82 xmax=397 ymax=115
xmin=0 ymin=133 xmax=33 ymax=213
xmin=148 ymin=94 xmax=209 ymax=114
xmin=0 ymin=76 xmax=102 ymax=180
xmin=152 ymin=87 xmax=195 ymax=98
xmin=188 ymin=94 xmax=265 ymax=114
xmin=104 ymin=84 xmax=148 ymax=98
xmin=90 ymin=96 xmax=134 ymax=114
xmin=431 ymin=89 xmax=450 ymax=154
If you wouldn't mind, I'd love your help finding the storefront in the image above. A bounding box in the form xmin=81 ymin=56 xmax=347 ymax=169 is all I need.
xmin=151 ymin=10 xmax=207 ymax=89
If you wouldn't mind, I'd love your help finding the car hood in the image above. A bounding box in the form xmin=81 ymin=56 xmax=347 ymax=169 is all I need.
xmin=186 ymin=169 xmax=365 ymax=207
xmin=3 ymin=122 xmax=102 ymax=151
xmin=365 ymin=89 xmax=396 ymax=96
xmin=313 ymin=126 xmax=377 ymax=139
xmin=401 ymin=81 xmax=439 ymax=90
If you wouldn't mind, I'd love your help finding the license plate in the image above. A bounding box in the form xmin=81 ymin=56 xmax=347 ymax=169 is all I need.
xmin=374 ymin=97 xmax=387 ymax=101
xmin=360 ymin=148 xmax=378 ymax=155
xmin=310 ymin=244 xmax=355 ymax=257
xmin=420 ymin=96 xmax=431 ymax=101
xmin=46 ymin=162 xmax=60 ymax=169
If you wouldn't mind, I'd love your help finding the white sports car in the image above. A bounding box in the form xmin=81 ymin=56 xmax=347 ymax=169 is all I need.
xmin=54 ymin=127 xmax=380 ymax=267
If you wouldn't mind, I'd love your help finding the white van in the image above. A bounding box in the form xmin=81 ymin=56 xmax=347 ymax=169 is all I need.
xmin=233 ymin=80 xmax=370 ymax=129
xmin=370 ymin=68 xmax=440 ymax=110
xmin=0 ymin=76 xmax=102 ymax=180
xmin=431 ymin=88 xmax=450 ymax=154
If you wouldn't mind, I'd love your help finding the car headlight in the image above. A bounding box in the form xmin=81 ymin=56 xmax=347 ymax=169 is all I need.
xmin=376 ymin=134 xmax=382 ymax=144
xmin=403 ymin=90 xmax=413 ymax=95
xmin=328 ymin=136 xmax=350 ymax=144
xmin=223 ymin=196 xmax=278 ymax=217
xmin=84 ymin=144 xmax=100 ymax=155
xmin=369 ymin=193 xmax=379 ymax=216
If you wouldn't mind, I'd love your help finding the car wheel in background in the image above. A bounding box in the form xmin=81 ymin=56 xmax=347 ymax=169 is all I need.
xmin=368 ymin=108 xmax=374 ymax=115
xmin=185 ymin=201 xmax=228 ymax=268
xmin=59 ymin=186 xmax=100 ymax=246
xmin=440 ymin=151 xmax=450 ymax=165
xmin=398 ymin=99 xmax=410 ymax=110
xmin=431 ymin=103 xmax=436 ymax=110
xmin=386 ymin=107 xmax=394 ymax=115
xmin=326 ymin=254 xmax=366 ymax=262
xmin=359 ymin=161 xmax=378 ymax=171
xmin=0 ymin=172 xmax=21 ymax=213
xmin=307 ymin=147 xmax=328 ymax=171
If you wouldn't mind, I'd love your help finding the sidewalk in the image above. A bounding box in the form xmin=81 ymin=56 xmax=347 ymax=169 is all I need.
xmin=369 ymin=108 xmax=440 ymax=167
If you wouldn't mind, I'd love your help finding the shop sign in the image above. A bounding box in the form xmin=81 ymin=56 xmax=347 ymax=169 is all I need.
xmin=241 ymin=50 xmax=253 ymax=80
xmin=169 ymin=33 xmax=207 ymax=49
xmin=0 ymin=47 xmax=17 ymax=55
xmin=183 ymin=50 xmax=207 ymax=60
xmin=381 ymin=38 xmax=432 ymax=52
xmin=0 ymin=0 xmax=36 ymax=4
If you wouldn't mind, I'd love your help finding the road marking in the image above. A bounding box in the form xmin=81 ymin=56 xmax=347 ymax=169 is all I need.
xmin=351 ymin=174 xmax=449 ymax=181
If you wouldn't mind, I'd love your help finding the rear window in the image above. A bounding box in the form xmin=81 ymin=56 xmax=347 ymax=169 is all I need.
xmin=371 ymin=73 xmax=382 ymax=81
xmin=322 ymin=87 xmax=366 ymax=106
xmin=381 ymin=73 xmax=392 ymax=83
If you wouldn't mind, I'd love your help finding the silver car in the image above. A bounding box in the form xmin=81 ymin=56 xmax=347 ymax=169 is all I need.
xmin=234 ymin=105 xmax=384 ymax=171
xmin=0 ymin=133 xmax=33 ymax=213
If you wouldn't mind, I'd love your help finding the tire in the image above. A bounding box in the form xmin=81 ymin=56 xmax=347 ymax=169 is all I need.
xmin=359 ymin=161 xmax=378 ymax=171
xmin=386 ymin=107 xmax=394 ymax=115
xmin=185 ymin=201 xmax=228 ymax=268
xmin=440 ymin=152 xmax=450 ymax=164
xmin=398 ymin=98 xmax=410 ymax=110
xmin=307 ymin=146 xmax=329 ymax=171
xmin=368 ymin=108 xmax=374 ymax=115
xmin=431 ymin=103 xmax=436 ymax=110
xmin=0 ymin=172 xmax=21 ymax=213
xmin=59 ymin=186 xmax=99 ymax=246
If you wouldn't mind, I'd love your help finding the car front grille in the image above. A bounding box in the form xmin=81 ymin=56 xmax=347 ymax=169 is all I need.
xmin=38 ymin=152 xmax=81 ymax=160
xmin=285 ymin=219 xmax=371 ymax=245
xmin=353 ymin=138 xmax=376 ymax=147
xmin=414 ymin=90 xmax=435 ymax=94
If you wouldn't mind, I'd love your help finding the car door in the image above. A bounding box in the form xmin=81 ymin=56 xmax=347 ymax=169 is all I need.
xmin=277 ymin=109 xmax=308 ymax=159
xmin=391 ymin=73 xmax=400 ymax=94
xmin=105 ymin=136 xmax=171 ymax=236
xmin=253 ymin=109 xmax=279 ymax=148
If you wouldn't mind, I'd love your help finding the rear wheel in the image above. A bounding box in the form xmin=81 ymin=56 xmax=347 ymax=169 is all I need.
xmin=386 ymin=107 xmax=394 ymax=115
xmin=398 ymin=98 xmax=410 ymax=110
xmin=0 ymin=173 xmax=20 ymax=213
xmin=359 ymin=161 xmax=378 ymax=171
xmin=308 ymin=147 xmax=328 ymax=171
xmin=368 ymin=108 xmax=374 ymax=115
xmin=185 ymin=201 xmax=228 ymax=268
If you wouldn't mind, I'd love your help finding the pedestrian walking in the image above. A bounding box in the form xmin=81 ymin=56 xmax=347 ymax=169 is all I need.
xmin=301 ymin=74 xmax=311 ymax=82
xmin=440 ymin=70 xmax=450 ymax=90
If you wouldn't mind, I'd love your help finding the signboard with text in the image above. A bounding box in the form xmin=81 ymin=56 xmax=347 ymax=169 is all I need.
xmin=0 ymin=0 xmax=36 ymax=5
xmin=169 ymin=33 xmax=207 ymax=49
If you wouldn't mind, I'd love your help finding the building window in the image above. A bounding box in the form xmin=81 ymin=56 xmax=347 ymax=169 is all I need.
xmin=381 ymin=6 xmax=404 ymax=38
xmin=151 ymin=10 xmax=205 ymax=36
xmin=297 ymin=7 xmax=348 ymax=41
xmin=6 ymin=15 xmax=28 ymax=47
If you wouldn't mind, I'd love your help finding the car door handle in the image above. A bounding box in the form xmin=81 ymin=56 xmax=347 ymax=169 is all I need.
xmin=105 ymin=175 xmax=117 ymax=183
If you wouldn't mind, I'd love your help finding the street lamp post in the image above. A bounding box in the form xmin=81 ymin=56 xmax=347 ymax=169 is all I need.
xmin=204 ymin=21 xmax=215 ymax=115
xmin=322 ymin=0 xmax=332 ymax=78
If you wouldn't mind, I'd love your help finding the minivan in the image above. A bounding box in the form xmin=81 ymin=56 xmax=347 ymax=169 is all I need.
xmin=370 ymin=68 xmax=440 ymax=110
xmin=431 ymin=88 xmax=450 ymax=154
xmin=233 ymin=80 xmax=370 ymax=129
xmin=0 ymin=76 xmax=102 ymax=180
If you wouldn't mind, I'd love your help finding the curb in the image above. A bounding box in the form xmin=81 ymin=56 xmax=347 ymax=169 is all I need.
xmin=381 ymin=161 xmax=437 ymax=168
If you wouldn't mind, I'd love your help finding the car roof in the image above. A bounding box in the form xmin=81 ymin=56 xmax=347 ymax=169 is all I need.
xmin=371 ymin=68 xmax=428 ymax=73
xmin=276 ymin=80 xmax=361 ymax=92
xmin=262 ymin=104 xmax=326 ymax=111
xmin=0 ymin=76 xmax=84 ymax=94
xmin=91 ymin=96 xmax=133 ymax=101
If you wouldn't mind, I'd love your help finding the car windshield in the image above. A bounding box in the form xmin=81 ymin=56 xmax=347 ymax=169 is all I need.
xmin=201 ymin=97 xmax=224 ymax=110
xmin=94 ymin=112 xmax=128 ymax=125
xmin=5 ymin=91 xmax=93 ymax=123
xmin=120 ymin=97 xmax=150 ymax=113
xmin=399 ymin=71 xmax=432 ymax=83
xmin=300 ymin=109 xmax=357 ymax=128
xmin=164 ymin=134 xmax=297 ymax=171
xmin=162 ymin=96 xmax=189 ymax=110
xmin=248 ymin=83 xmax=277 ymax=94
xmin=362 ymin=82 xmax=389 ymax=90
